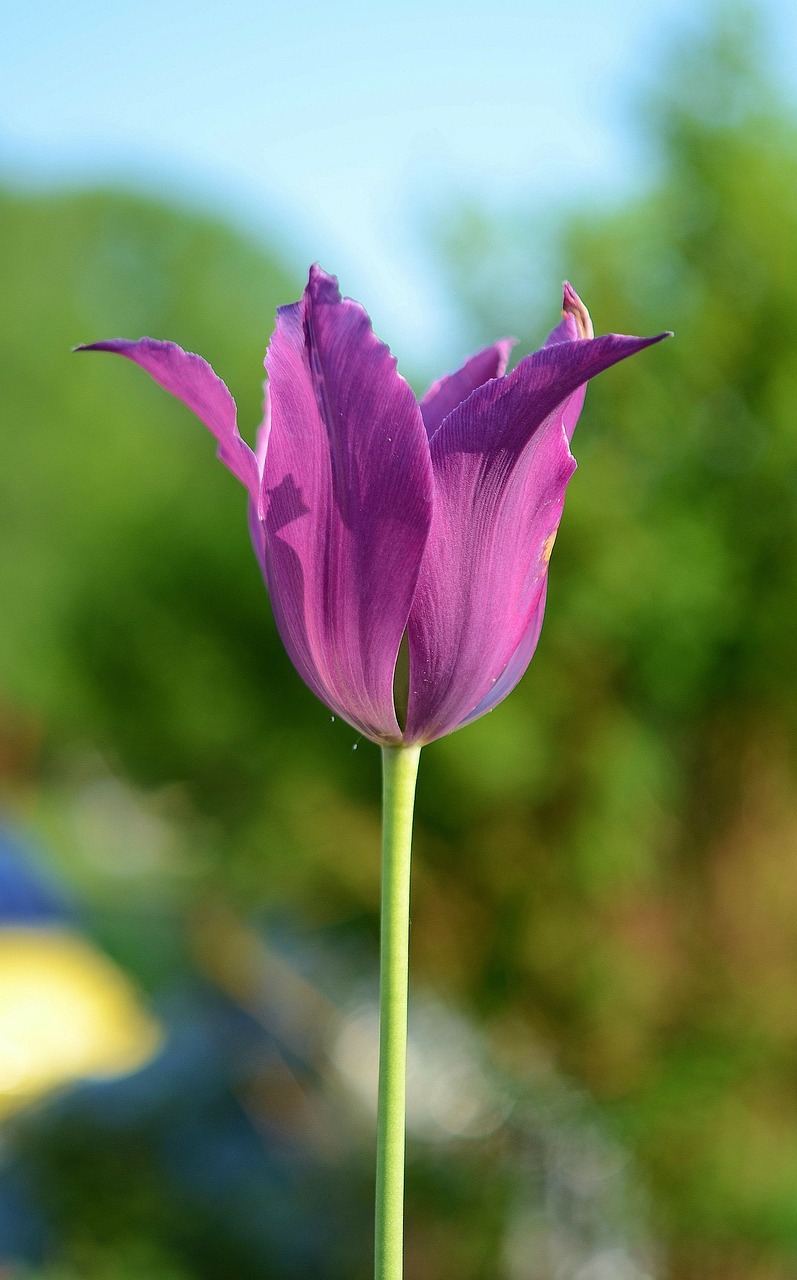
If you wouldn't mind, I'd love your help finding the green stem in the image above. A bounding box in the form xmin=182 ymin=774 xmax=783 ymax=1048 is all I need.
xmin=375 ymin=743 xmax=421 ymax=1280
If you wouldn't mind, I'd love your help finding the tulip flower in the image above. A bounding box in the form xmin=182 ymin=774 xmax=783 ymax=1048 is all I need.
xmin=78 ymin=268 xmax=664 ymax=746
xmin=78 ymin=268 xmax=668 ymax=1280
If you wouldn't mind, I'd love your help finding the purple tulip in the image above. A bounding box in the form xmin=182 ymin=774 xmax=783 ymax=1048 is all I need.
xmin=78 ymin=267 xmax=667 ymax=746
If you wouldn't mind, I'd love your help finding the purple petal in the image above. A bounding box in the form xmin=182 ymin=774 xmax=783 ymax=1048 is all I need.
xmin=76 ymin=337 xmax=259 ymax=498
xmin=262 ymin=265 xmax=433 ymax=742
xmin=544 ymin=281 xmax=595 ymax=348
xmin=405 ymin=329 xmax=668 ymax=743
xmin=247 ymin=384 xmax=272 ymax=576
xmin=254 ymin=383 xmax=271 ymax=478
xmin=419 ymin=339 xmax=515 ymax=439
xmin=457 ymin=581 xmax=548 ymax=728
xmin=541 ymin=282 xmax=594 ymax=441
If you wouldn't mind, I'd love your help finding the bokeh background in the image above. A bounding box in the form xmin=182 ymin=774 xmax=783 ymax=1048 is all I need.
xmin=2 ymin=2 xmax=797 ymax=1278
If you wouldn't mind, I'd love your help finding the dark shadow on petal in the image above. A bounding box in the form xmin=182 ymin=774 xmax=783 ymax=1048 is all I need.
xmin=263 ymin=473 xmax=311 ymax=535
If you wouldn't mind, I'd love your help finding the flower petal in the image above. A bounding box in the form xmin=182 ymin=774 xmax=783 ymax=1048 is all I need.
xmin=419 ymin=339 xmax=515 ymax=439
xmin=457 ymin=581 xmax=548 ymax=728
xmin=254 ymin=383 xmax=271 ymax=478
xmin=76 ymin=337 xmax=259 ymax=498
xmin=405 ymin=329 xmax=668 ymax=743
xmin=247 ymin=384 xmax=272 ymax=576
xmin=541 ymin=282 xmax=595 ymax=441
xmin=544 ymin=281 xmax=595 ymax=347
xmin=261 ymin=265 xmax=433 ymax=742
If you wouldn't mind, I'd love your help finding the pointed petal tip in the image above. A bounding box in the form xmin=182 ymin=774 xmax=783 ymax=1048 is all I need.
xmin=307 ymin=263 xmax=341 ymax=303
xmin=73 ymin=337 xmax=171 ymax=356
xmin=419 ymin=336 xmax=518 ymax=438
xmin=73 ymin=339 xmax=130 ymax=353
xmin=73 ymin=335 xmax=258 ymax=496
xmin=641 ymin=329 xmax=674 ymax=347
xmin=561 ymin=281 xmax=594 ymax=339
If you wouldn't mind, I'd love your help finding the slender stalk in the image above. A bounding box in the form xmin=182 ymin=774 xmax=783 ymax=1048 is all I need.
xmin=375 ymin=743 xmax=421 ymax=1280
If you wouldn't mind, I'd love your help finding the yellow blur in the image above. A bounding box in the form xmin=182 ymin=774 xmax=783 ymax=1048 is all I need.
xmin=0 ymin=927 xmax=162 ymax=1118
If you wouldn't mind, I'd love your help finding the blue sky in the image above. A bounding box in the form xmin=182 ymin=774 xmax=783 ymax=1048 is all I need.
xmin=2 ymin=0 xmax=795 ymax=365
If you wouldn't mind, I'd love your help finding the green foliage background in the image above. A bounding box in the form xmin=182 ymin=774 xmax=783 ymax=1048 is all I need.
xmin=2 ymin=12 xmax=797 ymax=1280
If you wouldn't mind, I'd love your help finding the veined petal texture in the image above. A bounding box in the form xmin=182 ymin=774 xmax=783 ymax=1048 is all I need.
xmin=261 ymin=266 xmax=433 ymax=743
xmin=419 ymin=339 xmax=515 ymax=439
xmin=459 ymin=581 xmax=548 ymax=728
xmin=405 ymin=331 xmax=668 ymax=743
